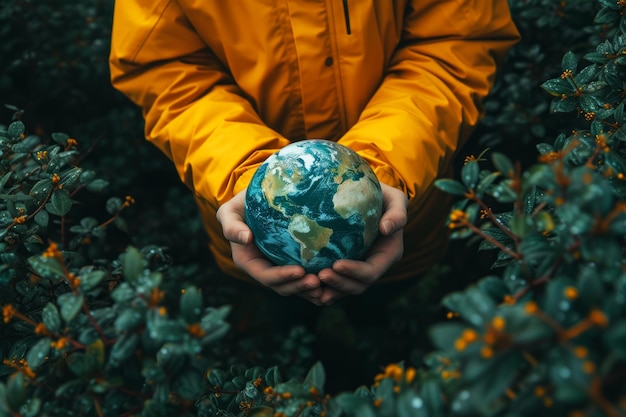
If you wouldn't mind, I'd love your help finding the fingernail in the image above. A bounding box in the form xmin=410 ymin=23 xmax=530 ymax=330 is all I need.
xmin=381 ymin=220 xmax=393 ymax=235
xmin=238 ymin=230 xmax=250 ymax=243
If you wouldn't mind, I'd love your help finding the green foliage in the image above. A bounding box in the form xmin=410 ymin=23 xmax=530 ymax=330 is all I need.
xmin=2 ymin=0 xmax=626 ymax=416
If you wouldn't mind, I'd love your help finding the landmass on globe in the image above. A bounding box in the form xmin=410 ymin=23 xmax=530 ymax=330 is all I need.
xmin=244 ymin=140 xmax=383 ymax=273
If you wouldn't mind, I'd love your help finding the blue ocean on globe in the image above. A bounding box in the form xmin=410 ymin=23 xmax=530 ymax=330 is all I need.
xmin=244 ymin=140 xmax=383 ymax=273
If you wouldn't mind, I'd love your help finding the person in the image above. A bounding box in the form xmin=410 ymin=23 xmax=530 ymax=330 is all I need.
xmin=109 ymin=1 xmax=519 ymax=306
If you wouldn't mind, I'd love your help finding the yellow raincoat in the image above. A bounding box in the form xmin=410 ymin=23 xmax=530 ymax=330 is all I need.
xmin=109 ymin=0 xmax=519 ymax=282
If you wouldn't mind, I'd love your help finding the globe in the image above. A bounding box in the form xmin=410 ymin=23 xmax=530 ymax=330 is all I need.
xmin=244 ymin=140 xmax=384 ymax=273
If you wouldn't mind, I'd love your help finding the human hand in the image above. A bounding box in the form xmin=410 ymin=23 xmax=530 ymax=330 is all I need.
xmin=216 ymin=190 xmax=324 ymax=305
xmin=317 ymin=183 xmax=408 ymax=305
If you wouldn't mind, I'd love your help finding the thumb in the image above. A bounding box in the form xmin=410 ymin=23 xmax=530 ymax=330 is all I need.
xmin=379 ymin=184 xmax=408 ymax=236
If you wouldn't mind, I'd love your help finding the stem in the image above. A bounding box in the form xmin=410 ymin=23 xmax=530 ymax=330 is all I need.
xmin=463 ymin=220 xmax=522 ymax=261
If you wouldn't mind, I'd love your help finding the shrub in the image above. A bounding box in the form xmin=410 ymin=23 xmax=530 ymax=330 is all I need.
xmin=1 ymin=0 xmax=625 ymax=416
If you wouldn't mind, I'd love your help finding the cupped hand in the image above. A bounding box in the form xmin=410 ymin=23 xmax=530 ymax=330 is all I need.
xmin=317 ymin=183 xmax=408 ymax=305
xmin=216 ymin=190 xmax=324 ymax=305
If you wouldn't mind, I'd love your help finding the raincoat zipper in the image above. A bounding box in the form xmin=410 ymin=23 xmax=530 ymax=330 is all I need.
xmin=342 ymin=0 xmax=351 ymax=35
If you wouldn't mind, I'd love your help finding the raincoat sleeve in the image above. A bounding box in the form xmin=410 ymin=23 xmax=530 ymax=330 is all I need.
xmin=338 ymin=0 xmax=520 ymax=199
xmin=108 ymin=0 xmax=290 ymax=209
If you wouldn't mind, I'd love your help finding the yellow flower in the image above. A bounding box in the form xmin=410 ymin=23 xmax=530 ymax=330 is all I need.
xmin=2 ymin=304 xmax=16 ymax=324
xmin=491 ymin=316 xmax=506 ymax=331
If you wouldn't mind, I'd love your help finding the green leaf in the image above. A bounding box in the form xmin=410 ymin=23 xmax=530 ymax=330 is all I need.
xmin=206 ymin=368 xmax=226 ymax=387
xmin=42 ymin=302 xmax=62 ymax=333
xmin=106 ymin=197 xmax=123 ymax=215
xmin=181 ymin=286 xmax=203 ymax=324
xmin=18 ymin=398 xmax=41 ymax=417
xmin=79 ymin=269 xmax=106 ymax=291
xmin=491 ymin=152 xmax=514 ymax=178
xmin=26 ymin=338 xmax=51 ymax=369
xmin=442 ymin=286 xmax=496 ymax=327
xmin=157 ymin=343 xmax=186 ymax=374
xmin=50 ymin=132 xmax=69 ymax=146
xmin=536 ymin=143 xmax=554 ymax=155
xmin=464 ymin=353 xmax=521 ymax=411
xmin=429 ymin=322 xmax=465 ymax=351
xmin=332 ymin=393 xmax=377 ymax=417
xmin=28 ymin=255 xmax=66 ymax=281
xmin=48 ymin=189 xmax=72 ymax=216
xmin=605 ymin=321 xmax=626 ymax=359
xmin=434 ymin=178 xmax=467 ymax=196
xmin=114 ymin=308 xmax=144 ymax=332
xmin=461 ymin=159 xmax=479 ymax=190
xmin=561 ymin=50 xmax=578 ymax=72
xmin=57 ymin=292 xmax=84 ymax=323
xmin=109 ymin=333 xmax=139 ymax=365
xmin=541 ymin=78 xmax=575 ymax=95
xmin=111 ymin=282 xmax=135 ymax=303
xmin=60 ymin=167 xmax=82 ymax=188
xmin=7 ymin=121 xmax=25 ymax=139
xmin=303 ymin=361 xmax=325 ymax=392
xmin=123 ymin=246 xmax=143 ymax=284
xmin=476 ymin=171 xmax=501 ymax=195
xmin=66 ymin=352 xmax=88 ymax=377
xmin=173 ymin=369 xmax=206 ymax=400
xmin=86 ymin=179 xmax=109 ymax=193
xmin=33 ymin=210 xmax=49 ymax=228
xmin=5 ymin=373 xmax=26 ymax=412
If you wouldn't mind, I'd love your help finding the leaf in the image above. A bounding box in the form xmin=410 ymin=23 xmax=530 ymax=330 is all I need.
xmin=28 ymin=255 xmax=66 ymax=281
xmin=106 ymin=197 xmax=123 ymax=215
xmin=180 ymin=286 xmax=203 ymax=324
xmin=157 ymin=343 xmax=186 ymax=374
xmin=442 ymin=286 xmax=496 ymax=327
xmin=49 ymin=189 xmax=72 ymax=216
xmin=26 ymin=338 xmax=51 ymax=369
xmin=605 ymin=321 xmax=626 ymax=359
xmin=0 ymin=172 xmax=12 ymax=192
xmin=491 ymin=152 xmax=514 ymax=178
xmin=464 ymin=353 xmax=520 ymax=410
xmin=50 ymin=132 xmax=69 ymax=145
xmin=34 ymin=210 xmax=49 ymax=228
xmin=434 ymin=178 xmax=467 ymax=196
xmin=123 ymin=246 xmax=143 ymax=284
xmin=206 ymin=368 xmax=226 ymax=387
xmin=429 ymin=322 xmax=465 ymax=351
xmin=332 ymin=393 xmax=377 ymax=417
xmin=476 ymin=171 xmax=501 ymax=195
xmin=86 ymin=179 xmax=109 ymax=193
xmin=109 ymin=333 xmax=139 ymax=365
xmin=79 ymin=269 xmax=106 ymax=291
xmin=5 ymin=373 xmax=26 ymax=411
xmin=461 ymin=159 xmax=479 ymax=190
xmin=536 ymin=143 xmax=554 ymax=155
xmin=561 ymin=50 xmax=578 ymax=72
xmin=114 ymin=308 xmax=144 ymax=332
xmin=303 ymin=361 xmax=325 ymax=392
xmin=42 ymin=302 xmax=62 ymax=333
xmin=18 ymin=398 xmax=41 ymax=417
xmin=541 ymin=78 xmax=575 ymax=95
xmin=420 ymin=377 xmax=443 ymax=416
xmin=7 ymin=121 xmax=25 ymax=139
xmin=57 ymin=292 xmax=84 ymax=323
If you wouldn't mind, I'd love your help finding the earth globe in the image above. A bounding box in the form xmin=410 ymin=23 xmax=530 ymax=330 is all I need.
xmin=244 ymin=139 xmax=384 ymax=273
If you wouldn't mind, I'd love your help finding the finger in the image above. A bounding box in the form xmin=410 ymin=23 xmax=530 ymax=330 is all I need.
xmin=296 ymin=287 xmax=324 ymax=306
xmin=272 ymin=273 xmax=321 ymax=296
xmin=330 ymin=230 xmax=404 ymax=283
xmin=319 ymin=286 xmax=349 ymax=306
xmin=318 ymin=268 xmax=370 ymax=295
xmin=216 ymin=191 xmax=253 ymax=244
xmin=231 ymin=242 xmax=305 ymax=286
xmin=379 ymin=185 xmax=408 ymax=236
